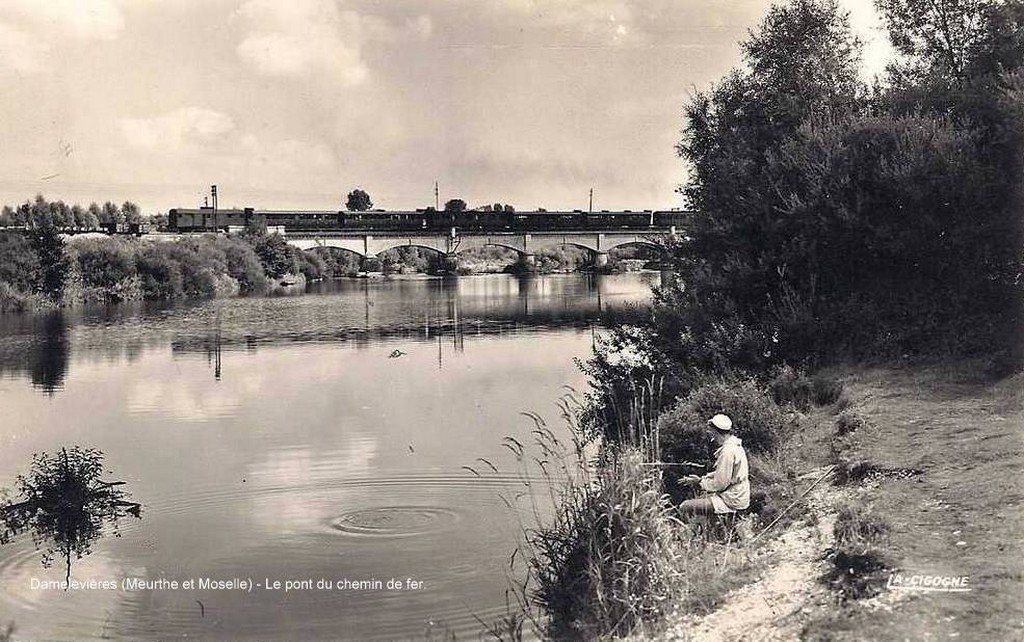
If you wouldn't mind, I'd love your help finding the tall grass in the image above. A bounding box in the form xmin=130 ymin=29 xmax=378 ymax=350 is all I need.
xmin=487 ymin=390 xmax=714 ymax=640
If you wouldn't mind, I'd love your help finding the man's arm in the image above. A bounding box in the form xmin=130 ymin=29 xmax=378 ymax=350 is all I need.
xmin=699 ymin=448 xmax=735 ymax=493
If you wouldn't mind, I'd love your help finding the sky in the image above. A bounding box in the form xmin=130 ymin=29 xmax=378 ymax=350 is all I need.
xmin=0 ymin=0 xmax=893 ymax=214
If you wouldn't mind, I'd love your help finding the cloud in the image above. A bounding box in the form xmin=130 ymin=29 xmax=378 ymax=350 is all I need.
xmin=235 ymin=0 xmax=370 ymax=83
xmin=120 ymin=107 xmax=236 ymax=151
xmin=0 ymin=22 xmax=49 ymax=73
xmin=0 ymin=0 xmax=125 ymax=73
xmin=235 ymin=0 xmax=431 ymax=84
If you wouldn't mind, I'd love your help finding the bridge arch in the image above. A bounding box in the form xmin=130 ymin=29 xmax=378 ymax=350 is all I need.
xmin=603 ymin=239 xmax=664 ymax=253
xmin=375 ymin=243 xmax=445 ymax=257
xmin=451 ymin=240 xmax=524 ymax=257
xmin=288 ymin=238 xmax=367 ymax=256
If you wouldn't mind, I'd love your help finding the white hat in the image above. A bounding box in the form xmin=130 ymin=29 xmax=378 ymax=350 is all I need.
xmin=708 ymin=414 xmax=733 ymax=431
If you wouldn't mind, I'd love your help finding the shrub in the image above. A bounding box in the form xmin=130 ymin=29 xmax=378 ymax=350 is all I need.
xmin=768 ymin=365 xmax=815 ymax=411
xmin=166 ymin=243 xmax=219 ymax=298
xmin=659 ymin=378 xmax=785 ymax=469
xmin=823 ymin=502 xmax=893 ymax=600
xmin=768 ymin=366 xmax=844 ymax=410
xmin=69 ymin=237 xmax=140 ymax=302
xmin=135 ymin=245 xmax=183 ymax=299
xmin=0 ymin=281 xmax=33 ymax=312
xmin=0 ymin=232 xmax=38 ymax=293
xmin=811 ymin=374 xmax=844 ymax=406
xmin=834 ymin=410 xmax=864 ymax=437
xmin=218 ymin=237 xmax=267 ymax=292
xmin=290 ymin=247 xmax=325 ymax=281
xmin=249 ymin=232 xmax=296 ymax=278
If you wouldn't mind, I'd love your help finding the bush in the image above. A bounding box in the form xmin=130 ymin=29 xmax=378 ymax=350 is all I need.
xmin=659 ymin=378 xmax=785 ymax=468
xmin=834 ymin=410 xmax=864 ymax=437
xmin=69 ymin=237 xmax=140 ymax=302
xmin=136 ymin=245 xmax=183 ymax=299
xmin=248 ymin=232 xmax=296 ymax=278
xmin=289 ymin=247 xmax=325 ymax=281
xmin=218 ymin=237 xmax=267 ymax=292
xmin=768 ymin=365 xmax=815 ymax=411
xmin=811 ymin=374 xmax=844 ymax=406
xmin=0 ymin=232 xmax=38 ymax=293
xmin=823 ymin=502 xmax=893 ymax=600
xmin=768 ymin=365 xmax=844 ymax=410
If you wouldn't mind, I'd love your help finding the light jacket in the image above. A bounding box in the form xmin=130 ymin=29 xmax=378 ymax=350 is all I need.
xmin=699 ymin=435 xmax=750 ymax=513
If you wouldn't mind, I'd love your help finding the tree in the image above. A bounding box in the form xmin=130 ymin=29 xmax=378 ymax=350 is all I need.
xmin=662 ymin=0 xmax=865 ymax=368
xmin=876 ymin=0 xmax=989 ymax=83
xmin=345 ymin=189 xmax=373 ymax=212
xmin=101 ymin=202 xmax=122 ymax=227
xmin=444 ymin=199 xmax=467 ymax=214
xmin=87 ymin=203 xmax=102 ymax=227
xmin=249 ymin=232 xmax=296 ymax=278
xmin=70 ymin=204 xmax=86 ymax=229
xmin=29 ymin=222 xmax=70 ymax=301
xmin=121 ymin=201 xmax=142 ymax=224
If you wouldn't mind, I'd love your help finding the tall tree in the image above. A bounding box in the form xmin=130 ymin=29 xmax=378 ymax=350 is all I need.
xmin=444 ymin=199 xmax=467 ymax=214
xmin=121 ymin=201 xmax=142 ymax=224
xmin=29 ymin=221 xmax=70 ymax=301
xmin=345 ymin=189 xmax=373 ymax=212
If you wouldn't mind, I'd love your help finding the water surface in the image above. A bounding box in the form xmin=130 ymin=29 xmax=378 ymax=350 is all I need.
xmin=0 ymin=273 xmax=657 ymax=640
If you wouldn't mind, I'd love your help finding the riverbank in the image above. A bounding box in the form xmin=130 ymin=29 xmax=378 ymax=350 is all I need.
xmin=643 ymin=360 xmax=1023 ymax=641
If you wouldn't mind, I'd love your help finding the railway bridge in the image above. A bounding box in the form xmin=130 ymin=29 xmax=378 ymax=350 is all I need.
xmin=283 ymin=228 xmax=676 ymax=268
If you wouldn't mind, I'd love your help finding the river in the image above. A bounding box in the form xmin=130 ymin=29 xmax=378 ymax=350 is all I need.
xmin=0 ymin=272 xmax=658 ymax=640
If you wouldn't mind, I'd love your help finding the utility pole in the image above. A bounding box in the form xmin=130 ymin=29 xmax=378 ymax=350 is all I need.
xmin=589 ymin=188 xmax=594 ymax=214
xmin=434 ymin=181 xmax=440 ymax=211
xmin=211 ymin=184 xmax=218 ymax=231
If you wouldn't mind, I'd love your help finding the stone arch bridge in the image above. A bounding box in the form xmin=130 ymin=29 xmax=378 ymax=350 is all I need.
xmin=284 ymin=229 xmax=673 ymax=267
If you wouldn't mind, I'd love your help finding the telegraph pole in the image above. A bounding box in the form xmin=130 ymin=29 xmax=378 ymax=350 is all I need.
xmin=211 ymin=184 xmax=218 ymax=231
xmin=434 ymin=181 xmax=440 ymax=210
xmin=589 ymin=188 xmax=593 ymax=214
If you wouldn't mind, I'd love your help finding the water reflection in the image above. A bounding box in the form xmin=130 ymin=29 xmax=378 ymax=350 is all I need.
xmin=0 ymin=447 xmax=141 ymax=583
xmin=0 ymin=312 xmax=70 ymax=394
xmin=168 ymin=274 xmax=653 ymax=357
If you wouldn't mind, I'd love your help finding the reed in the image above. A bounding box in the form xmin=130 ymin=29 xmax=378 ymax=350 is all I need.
xmin=482 ymin=389 xmax=706 ymax=641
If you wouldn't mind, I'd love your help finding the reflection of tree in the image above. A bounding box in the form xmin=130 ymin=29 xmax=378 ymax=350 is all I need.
xmin=29 ymin=312 xmax=69 ymax=394
xmin=0 ymin=447 xmax=141 ymax=584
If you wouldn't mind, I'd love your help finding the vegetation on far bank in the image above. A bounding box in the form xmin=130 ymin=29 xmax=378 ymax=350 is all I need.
xmin=0 ymin=193 xmax=662 ymax=313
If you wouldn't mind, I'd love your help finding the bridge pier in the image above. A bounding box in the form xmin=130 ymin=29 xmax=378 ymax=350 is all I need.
xmin=521 ymin=253 xmax=536 ymax=267
xmin=593 ymin=251 xmax=610 ymax=268
xmin=440 ymin=253 xmax=459 ymax=275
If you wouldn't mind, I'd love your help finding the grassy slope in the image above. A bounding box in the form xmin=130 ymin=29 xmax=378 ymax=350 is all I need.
xmin=810 ymin=364 xmax=1024 ymax=640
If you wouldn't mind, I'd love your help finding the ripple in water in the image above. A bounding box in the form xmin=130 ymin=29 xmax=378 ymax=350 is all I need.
xmin=327 ymin=505 xmax=461 ymax=537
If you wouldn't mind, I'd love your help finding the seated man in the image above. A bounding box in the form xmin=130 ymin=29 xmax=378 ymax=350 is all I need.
xmin=678 ymin=414 xmax=750 ymax=516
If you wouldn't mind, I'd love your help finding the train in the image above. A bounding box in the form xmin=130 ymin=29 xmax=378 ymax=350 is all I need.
xmin=166 ymin=207 xmax=691 ymax=234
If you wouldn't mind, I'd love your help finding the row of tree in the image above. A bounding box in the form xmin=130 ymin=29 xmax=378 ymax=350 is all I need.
xmin=0 ymin=195 xmax=143 ymax=230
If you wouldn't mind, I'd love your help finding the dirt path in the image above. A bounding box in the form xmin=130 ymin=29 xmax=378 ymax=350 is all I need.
xmin=663 ymin=481 xmax=836 ymax=642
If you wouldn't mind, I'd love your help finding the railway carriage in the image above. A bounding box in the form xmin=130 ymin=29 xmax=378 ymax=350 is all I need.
xmin=166 ymin=206 xmax=692 ymax=233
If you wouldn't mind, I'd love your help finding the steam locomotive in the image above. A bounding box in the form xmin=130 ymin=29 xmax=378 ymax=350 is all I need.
xmin=167 ymin=207 xmax=691 ymax=233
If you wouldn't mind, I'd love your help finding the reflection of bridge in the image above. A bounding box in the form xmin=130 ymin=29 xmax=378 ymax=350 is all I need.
xmin=284 ymin=229 xmax=673 ymax=267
